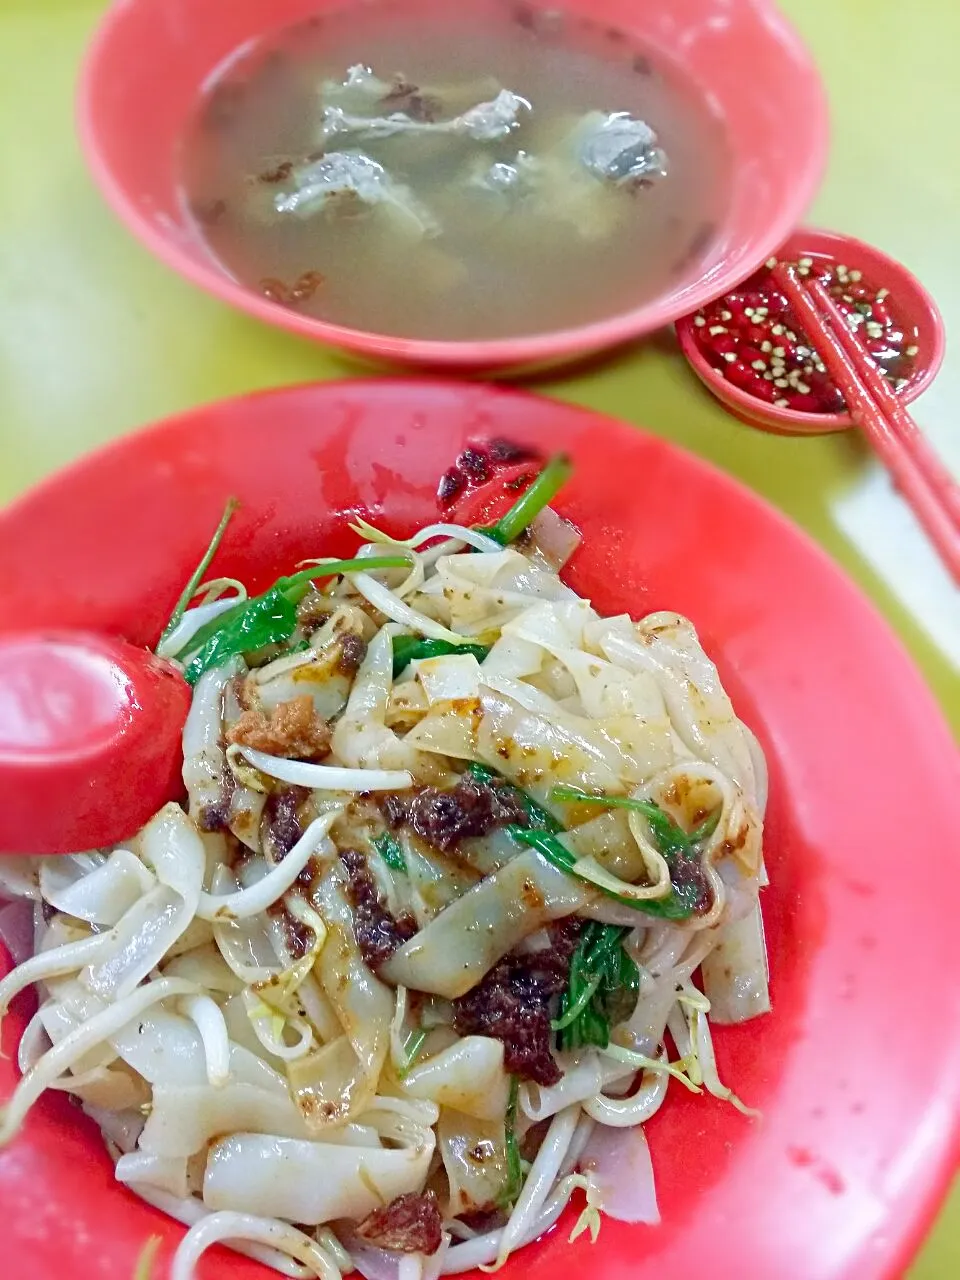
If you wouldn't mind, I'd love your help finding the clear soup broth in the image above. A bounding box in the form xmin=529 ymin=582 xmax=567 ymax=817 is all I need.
xmin=181 ymin=0 xmax=730 ymax=341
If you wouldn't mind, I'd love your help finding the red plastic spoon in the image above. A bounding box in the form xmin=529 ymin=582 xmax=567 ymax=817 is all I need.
xmin=0 ymin=631 xmax=191 ymax=855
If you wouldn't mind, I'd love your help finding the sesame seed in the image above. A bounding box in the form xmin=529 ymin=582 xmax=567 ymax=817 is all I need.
xmin=751 ymin=359 xmax=766 ymax=371
xmin=815 ymin=362 xmax=827 ymax=373
xmin=766 ymin=257 xmax=778 ymax=269
xmin=763 ymin=372 xmax=774 ymax=380
xmin=709 ymin=325 xmax=727 ymax=336
xmin=775 ymin=398 xmax=790 ymax=407
xmin=744 ymin=308 xmax=755 ymax=319
xmin=755 ymin=307 xmax=769 ymax=317
xmin=906 ymin=344 xmax=919 ymax=357
xmin=761 ymin=340 xmax=773 ymax=353
xmin=804 ymin=364 xmax=813 ymax=375
xmin=798 ymin=266 xmax=811 ymax=277
xmin=772 ymin=324 xmax=785 ymax=336
xmin=849 ymin=269 xmax=862 ymax=282
xmin=876 ymin=288 xmax=889 ymax=301
xmin=694 ymin=315 xmax=706 ymax=327
xmin=723 ymin=351 xmax=737 ymax=363
xmin=774 ymin=378 xmax=789 ymax=388
xmin=786 ymin=332 xmax=798 ymax=342
xmin=837 ymin=264 xmax=848 ymax=275
xmin=842 ymin=295 xmax=854 ymax=304
xmin=772 ymin=346 xmax=785 ymax=358
xmin=798 ymin=257 xmax=813 ymax=268
xmin=720 ymin=310 xmax=733 ymax=321
xmin=797 ymin=382 xmax=811 ymax=395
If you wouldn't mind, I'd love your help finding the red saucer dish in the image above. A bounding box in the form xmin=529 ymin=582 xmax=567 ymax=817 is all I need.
xmin=676 ymin=227 xmax=945 ymax=435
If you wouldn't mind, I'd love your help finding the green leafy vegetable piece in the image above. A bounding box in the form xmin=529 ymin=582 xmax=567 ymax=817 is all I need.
xmin=391 ymin=635 xmax=491 ymax=679
xmin=550 ymin=785 xmax=721 ymax=914
xmin=483 ymin=454 xmax=573 ymax=546
xmin=157 ymin=497 xmax=238 ymax=648
xmin=551 ymin=785 xmax=719 ymax=851
xmin=508 ymin=826 xmax=695 ymax=919
xmin=466 ymin=762 xmax=562 ymax=833
xmin=183 ymin=588 xmax=297 ymax=685
xmin=177 ymin=556 xmax=407 ymax=685
xmin=553 ymin=923 xmax=639 ymax=1052
xmin=373 ymin=832 xmax=407 ymax=874
xmin=498 ymin=1076 xmax=524 ymax=1210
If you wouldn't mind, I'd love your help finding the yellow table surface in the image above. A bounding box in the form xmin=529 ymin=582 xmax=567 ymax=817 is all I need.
xmin=0 ymin=0 xmax=957 ymax=1273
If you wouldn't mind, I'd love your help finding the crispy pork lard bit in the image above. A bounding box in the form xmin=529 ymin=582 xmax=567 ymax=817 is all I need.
xmin=577 ymin=111 xmax=669 ymax=186
xmin=272 ymin=151 xmax=439 ymax=236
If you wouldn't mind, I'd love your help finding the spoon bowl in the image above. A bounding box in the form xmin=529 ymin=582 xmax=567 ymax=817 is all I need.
xmin=0 ymin=632 xmax=191 ymax=855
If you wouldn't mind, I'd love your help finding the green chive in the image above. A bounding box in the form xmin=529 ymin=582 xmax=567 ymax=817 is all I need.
xmin=690 ymin=808 xmax=722 ymax=843
xmin=176 ymin=556 xmax=407 ymax=685
xmin=498 ymin=1076 xmax=523 ymax=1209
xmin=484 ymin=454 xmax=573 ymax=546
xmin=273 ymin=557 xmax=409 ymax=605
xmin=551 ymin=785 xmax=720 ymax=855
xmin=509 ymin=826 xmax=696 ymax=920
xmin=157 ymin=497 xmax=238 ymax=648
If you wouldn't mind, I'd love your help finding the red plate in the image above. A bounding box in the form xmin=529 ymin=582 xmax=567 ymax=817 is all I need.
xmin=0 ymin=381 xmax=957 ymax=1280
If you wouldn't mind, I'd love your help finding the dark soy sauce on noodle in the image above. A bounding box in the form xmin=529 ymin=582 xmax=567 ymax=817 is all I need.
xmin=180 ymin=0 xmax=731 ymax=340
